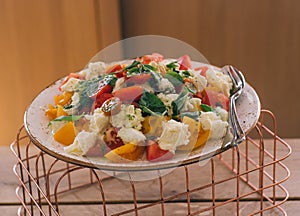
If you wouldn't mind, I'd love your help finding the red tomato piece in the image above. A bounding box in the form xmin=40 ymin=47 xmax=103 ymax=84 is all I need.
xmin=141 ymin=53 xmax=164 ymax=64
xmin=147 ymin=140 xmax=174 ymax=162
xmin=101 ymin=97 xmax=122 ymax=115
xmin=126 ymin=73 xmax=151 ymax=85
xmin=104 ymin=127 xmax=124 ymax=150
xmin=106 ymin=64 xmax=124 ymax=78
xmin=59 ymin=73 xmax=82 ymax=91
xmin=91 ymin=93 xmax=113 ymax=111
xmin=113 ymin=86 xmax=143 ymax=102
xmin=90 ymin=81 xmax=113 ymax=99
xmin=178 ymin=55 xmax=192 ymax=70
xmin=195 ymin=66 xmax=208 ymax=77
xmin=201 ymin=89 xmax=229 ymax=111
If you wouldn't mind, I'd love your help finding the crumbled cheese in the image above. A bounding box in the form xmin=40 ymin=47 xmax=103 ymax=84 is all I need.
xmin=60 ymin=77 xmax=80 ymax=92
xmin=79 ymin=62 xmax=106 ymax=80
xmin=158 ymin=78 xmax=175 ymax=93
xmin=182 ymin=97 xmax=202 ymax=112
xmin=190 ymin=71 xmax=207 ymax=92
xmin=150 ymin=61 xmax=168 ymax=75
xmin=117 ymin=127 xmax=146 ymax=144
xmin=214 ymin=106 xmax=228 ymax=121
xmin=206 ymin=68 xmax=232 ymax=96
xmin=158 ymin=119 xmax=190 ymax=152
xmin=157 ymin=93 xmax=178 ymax=115
xmin=110 ymin=104 xmax=144 ymax=130
xmin=199 ymin=111 xmax=228 ymax=139
xmin=64 ymin=131 xmax=98 ymax=156
xmin=86 ymin=109 xmax=110 ymax=134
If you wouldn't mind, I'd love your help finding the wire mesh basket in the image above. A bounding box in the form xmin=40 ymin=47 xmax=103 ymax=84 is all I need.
xmin=11 ymin=110 xmax=291 ymax=216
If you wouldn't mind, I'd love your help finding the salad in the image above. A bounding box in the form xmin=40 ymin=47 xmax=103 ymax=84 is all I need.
xmin=45 ymin=53 xmax=233 ymax=162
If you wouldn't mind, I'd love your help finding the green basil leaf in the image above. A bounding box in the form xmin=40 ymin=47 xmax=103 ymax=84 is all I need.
xmin=200 ymin=104 xmax=213 ymax=112
xmin=124 ymin=60 xmax=140 ymax=70
xmin=166 ymin=61 xmax=178 ymax=69
xmin=165 ymin=71 xmax=184 ymax=86
xmin=142 ymin=64 xmax=157 ymax=72
xmin=172 ymin=87 xmax=189 ymax=116
xmin=139 ymin=91 xmax=167 ymax=116
xmin=180 ymin=111 xmax=201 ymax=120
xmin=182 ymin=70 xmax=191 ymax=77
xmin=48 ymin=115 xmax=83 ymax=126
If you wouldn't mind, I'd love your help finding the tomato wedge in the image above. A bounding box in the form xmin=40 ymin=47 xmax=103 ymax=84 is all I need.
xmin=126 ymin=73 xmax=151 ymax=85
xmin=113 ymin=86 xmax=143 ymax=102
xmin=201 ymin=89 xmax=229 ymax=111
xmin=141 ymin=53 xmax=164 ymax=64
xmin=91 ymin=93 xmax=113 ymax=111
xmin=195 ymin=66 xmax=208 ymax=77
xmin=178 ymin=55 xmax=192 ymax=70
xmin=104 ymin=127 xmax=125 ymax=150
xmin=101 ymin=97 xmax=122 ymax=115
xmin=106 ymin=64 xmax=124 ymax=78
xmin=90 ymin=76 xmax=116 ymax=99
xmin=147 ymin=140 xmax=174 ymax=162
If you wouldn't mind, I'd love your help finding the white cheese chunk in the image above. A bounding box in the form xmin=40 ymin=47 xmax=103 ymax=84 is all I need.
xmin=158 ymin=119 xmax=190 ymax=152
xmin=190 ymin=71 xmax=207 ymax=92
xmin=182 ymin=97 xmax=202 ymax=112
xmin=117 ymin=127 xmax=146 ymax=144
xmin=60 ymin=77 xmax=80 ymax=92
xmin=214 ymin=106 xmax=228 ymax=121
xmin=86 ymin=109 xmax=110 ymax=134
xmin=79 ymin=62 xmax=106 ymax=80
xmin=110 ymin=105 xmax=144 ymax=130
xmin=199 ymin=111 xmax=228 ymax=140
xmin=206 ymin=68 xmax=232 ymax=97
xmin=64 ymin=131 xmax=98 ymax=156
xmin=157 ymin=93 xmax=178 ymax=115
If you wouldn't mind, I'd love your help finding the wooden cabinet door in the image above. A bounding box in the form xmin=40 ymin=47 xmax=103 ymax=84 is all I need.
xmin=0 ymin=0 xmax=121 ymax=145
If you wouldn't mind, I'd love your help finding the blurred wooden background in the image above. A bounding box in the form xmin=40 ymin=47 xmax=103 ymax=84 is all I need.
xmin=1 ymin=0 xmax=299 ymax=145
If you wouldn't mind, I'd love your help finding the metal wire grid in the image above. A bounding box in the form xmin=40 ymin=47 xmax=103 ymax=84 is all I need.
xmin=10 ymin=110 xmax=291 ymax=216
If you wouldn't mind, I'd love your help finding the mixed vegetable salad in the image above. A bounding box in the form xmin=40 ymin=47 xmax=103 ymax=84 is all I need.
xmin=45 ymin=53 xmax=233 ymax=162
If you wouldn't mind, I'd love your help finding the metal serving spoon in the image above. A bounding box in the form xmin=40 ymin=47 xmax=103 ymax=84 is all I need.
xmin=222 ymin=65 xmax=246 ymax=147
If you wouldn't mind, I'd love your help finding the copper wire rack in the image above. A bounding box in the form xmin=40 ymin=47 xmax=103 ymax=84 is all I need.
xmin=11 ymin=110 xmax=291 ymax=216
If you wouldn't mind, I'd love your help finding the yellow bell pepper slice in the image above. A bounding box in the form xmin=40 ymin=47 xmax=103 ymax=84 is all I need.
xmin=53 ymin=121 xmax=76 ymax=146
xmin=54 ymin=92 xmax=73 ymax=106
xmin=104 ymin=143 xmax=145 ymax=162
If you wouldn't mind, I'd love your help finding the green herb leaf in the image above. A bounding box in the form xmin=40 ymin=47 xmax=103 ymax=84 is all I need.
xmin=139 ymin=91 xmax=167 ymax=116
xmin=165 ymin=71 xmax=184 ymax=86
xmin=182 ymin=70 xmax=191 ymax=77
xmin=148 ymin=70 xmax=163 ymax=91
xmin=171 ymin=87 xmax=190 ymax=116
xmin=48 ymin=115 xmax=83 ymax=126
xmin=124 ymin=60 xmax=140 ymax=70
xmin=185 ymin=82 xmax=197 ymax=94
xmin=180 ymin=111 xmax=201 ymax=120
xmin=200 ymin=104 xmax=213 ymax=112
xmin=166 ymin=61 xmax=178 ymax=69
xmin=75 ymin=77 xmax=102 ymax=112
xmin=142 ymin=64 xmax=156 ymax=71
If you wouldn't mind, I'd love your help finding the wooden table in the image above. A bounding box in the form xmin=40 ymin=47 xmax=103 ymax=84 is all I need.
xmin=1 ymin=139 xmax=298 ymax=215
